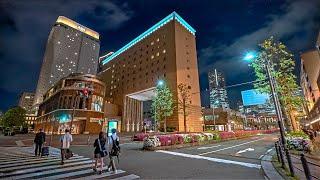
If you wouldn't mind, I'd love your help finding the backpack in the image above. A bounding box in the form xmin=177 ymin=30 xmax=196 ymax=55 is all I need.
xmin=110 ymin=136 xmax=120 ymax=157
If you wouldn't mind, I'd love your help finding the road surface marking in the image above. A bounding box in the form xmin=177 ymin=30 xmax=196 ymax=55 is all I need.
xmin=73 ymin=170 xmax=126 ymax=180
xmin=259 ymin=155 xmax=264 ymax=159
xmin=15 ymin=140 xmax=25 ymax=146
xmin=197 ymin=145 xmax=221 ymax=150
xmin=266 ymin=148 xmax=273 ymax=153
xmin=0 ymin=157 xmax=89 ymax=172
xmin=44 ymin=167 xmax=109 ymax=180
xmin=3 ymin=160 xmax=92 ymax=177
xmin=157 ymin=150 xmax=261 ymax=169
xmin=111 ymin=174 xmax=140 ymax=180
xmin=10 ymin=164 xmax=93 ymax=179
xmin=198 ymin=138 xmax=264 ymax=156
xmin=236 ymin=148 xmax=254 ymax=154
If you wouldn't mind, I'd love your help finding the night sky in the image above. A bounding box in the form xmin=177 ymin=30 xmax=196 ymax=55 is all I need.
xmin=0 ymin=0 xmax=319 ymax=112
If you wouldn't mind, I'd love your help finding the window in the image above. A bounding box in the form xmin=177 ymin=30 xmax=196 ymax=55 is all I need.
xmin=163 ymin=49 xmax=166 ymax=53
xmin=151 ymin=55 xmax=154 ymax=59
xmin=187 ymin=75 xmax=190 ymax=78
xmin=157 ymin=38 xmax=160 ymax=42
xmin=156 ymin=52 xmax=160 ymax=56
xmin=151 ymin=41 xmax=154 ymax=46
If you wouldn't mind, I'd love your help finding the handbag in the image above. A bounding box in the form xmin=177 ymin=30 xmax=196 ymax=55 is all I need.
xmin=65 ymin=149 xmax=73 ymax=159
xmin=98 ymin=139 xmax=107 ymax=157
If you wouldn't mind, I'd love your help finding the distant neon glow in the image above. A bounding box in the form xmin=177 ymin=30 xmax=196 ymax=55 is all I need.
xmin=59 ymin=114 xmax=70 ymax=123
xmin=241 ymin=89 xmax=270 ymax=106
xmin=243 ymin=52 xmax=257 ymax=61
xmin=102 ymin=12 xmax=196 ymax=65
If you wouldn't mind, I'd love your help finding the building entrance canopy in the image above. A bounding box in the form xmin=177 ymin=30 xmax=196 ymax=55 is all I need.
xmin=126 ymin=87 xmax=156 ymax=101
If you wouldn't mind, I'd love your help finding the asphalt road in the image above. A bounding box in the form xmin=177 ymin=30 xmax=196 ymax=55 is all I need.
xmin=71 ymin=134 xmax=279 ymax=179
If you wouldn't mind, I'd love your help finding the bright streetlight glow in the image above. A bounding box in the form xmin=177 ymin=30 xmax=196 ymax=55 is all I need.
xmin=243 ymin=51 xmax=257 ymax=61
xmin=157 ymin=80 xmax=164 ymax=86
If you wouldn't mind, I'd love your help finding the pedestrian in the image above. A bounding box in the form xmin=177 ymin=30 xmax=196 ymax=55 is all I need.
xmin=93 ymin=132 xmax=107 ymax=174
xmin=60 ymin=129 xmax=73 ymax=165
xmin=107 ymin=128 xmax=120 ymax=173
xmin=34 ymin=128 xmax=46 ymax=157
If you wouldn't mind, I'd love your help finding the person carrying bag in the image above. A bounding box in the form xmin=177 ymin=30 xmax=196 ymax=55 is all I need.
xmin=93 ymin=132 xmax=107 ymax=174
xmin=107 ymin=128 xmax=120 ymax=173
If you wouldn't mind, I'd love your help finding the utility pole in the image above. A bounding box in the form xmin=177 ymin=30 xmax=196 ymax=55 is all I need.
xmin=266 ymin=60 xmax=295 ymax=177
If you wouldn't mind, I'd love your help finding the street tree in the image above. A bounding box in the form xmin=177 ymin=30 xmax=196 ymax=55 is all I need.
xmin=177 ymin=83 xmax=191 ymax=132
xmin=2 ymin=106 xmax=26 ymax=128
xmin=151 ymin=81 xmax=174 ymax=133
xmin=250 ymin=36 xmax=303 ymax=131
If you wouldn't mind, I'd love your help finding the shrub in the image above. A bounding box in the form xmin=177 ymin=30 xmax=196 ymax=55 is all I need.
xmin=219 ymin=131 xmax=235 ymax=140
xmin=133 ymin=133 xmax=149 ymax=141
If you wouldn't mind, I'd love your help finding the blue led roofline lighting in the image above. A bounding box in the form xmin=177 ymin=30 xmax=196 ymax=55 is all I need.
xmin=102 ymin=11 xmax=196 ymax=65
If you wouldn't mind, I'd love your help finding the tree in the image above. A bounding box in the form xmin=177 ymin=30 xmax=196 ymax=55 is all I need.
xmin=250 ymin=36 xmax=303 ymax=132
xmin=2 ymin=107 xmax=26 ymax=128
xmin=151 ymin=81 xmax=174 ymax=133
xmin=177 ymin=83 xmax=191 ymax=132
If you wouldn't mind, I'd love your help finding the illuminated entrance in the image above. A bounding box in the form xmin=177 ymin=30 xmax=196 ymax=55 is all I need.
xmin=123 ymin=87 xmax=155 ymax=132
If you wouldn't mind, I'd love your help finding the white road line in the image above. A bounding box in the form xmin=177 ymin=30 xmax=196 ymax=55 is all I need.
xmin=10 ymin=163 xmax=93 ymax=179
xmin=44 ymin=166 xmax=109 ymax=180
xmin=266 ymin=148 xmax=273 ymax=153
xmin=0 ymin=157 xmax=89 ymax=172
xmin=73 ymin=170 xmax=126 ymax=180
xmin=198 ymin=138 xmax=264 ymax=156
xmin=111 ymin=174 xmax=140 ymax=180
xmin=0 ymin=156 xmax=55 ymax=165
xmin=157 ymin=150 xmax=261 ymax=169
xmin=0 ymin=155 xmax=83 ymax=168
xmin=197 ymin=145 xmax=221 ymax=150
xmin=258 ymin=155 xmax=264 ymax=159
xmin=3 ymin=160 xmax=92 ymax=177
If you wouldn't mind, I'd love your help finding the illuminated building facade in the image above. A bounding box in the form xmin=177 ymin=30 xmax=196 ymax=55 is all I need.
xmin=208 ymin=69 xmax=229 ymax=109
xmin=18 ymin=92 xmax=35 ymax=114
xmin=34 ymin=16 xmax=100 ymax=107
xmin=99 ymin=12 xmax=203 ymax=132
xmin=35 ymin=74 xmax=105 ymax=134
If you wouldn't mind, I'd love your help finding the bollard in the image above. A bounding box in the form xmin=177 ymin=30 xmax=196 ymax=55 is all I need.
xmin=284 ymin=148 xmax=295 ymax=177
xmin=275 ymin=142 xmax=281 ymax=162
xmin=300 ymin=154 xmax=312 ymax=180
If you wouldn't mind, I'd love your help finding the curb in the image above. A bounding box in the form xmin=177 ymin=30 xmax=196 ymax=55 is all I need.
xmin=261 ymin=149 xmax=284 ymax=180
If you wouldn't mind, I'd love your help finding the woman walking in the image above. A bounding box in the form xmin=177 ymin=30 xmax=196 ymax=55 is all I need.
xmin=93 ymin=132 xmax=107 ymax=174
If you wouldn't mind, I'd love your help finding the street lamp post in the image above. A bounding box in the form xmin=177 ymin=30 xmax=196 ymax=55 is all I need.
xmin=245 ymin=52 xmax=295 ymax=176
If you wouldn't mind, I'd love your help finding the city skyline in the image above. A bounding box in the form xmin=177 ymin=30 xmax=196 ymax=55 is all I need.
xmin=1 ymin=0 xmax=320 ymax=111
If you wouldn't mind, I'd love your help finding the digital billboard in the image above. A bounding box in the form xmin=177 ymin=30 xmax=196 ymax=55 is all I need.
xmin=241 ymin=89 xmax=270 ymax=106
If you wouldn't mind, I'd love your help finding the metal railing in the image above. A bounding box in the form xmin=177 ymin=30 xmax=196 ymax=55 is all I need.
xmin=275 ymin=141 xmax=320 ymax=180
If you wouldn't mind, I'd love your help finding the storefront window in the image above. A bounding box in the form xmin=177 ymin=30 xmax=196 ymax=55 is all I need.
xmin=91 ymin=95 xmax=103 ymax=112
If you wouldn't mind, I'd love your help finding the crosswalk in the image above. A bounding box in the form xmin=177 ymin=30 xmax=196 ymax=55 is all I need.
xmin=0 ymin=147 xmax=139 ymax=180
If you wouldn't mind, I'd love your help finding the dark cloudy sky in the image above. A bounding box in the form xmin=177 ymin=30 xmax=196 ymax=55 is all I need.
xmin=0 ymin=0 xmax=319 ymax=111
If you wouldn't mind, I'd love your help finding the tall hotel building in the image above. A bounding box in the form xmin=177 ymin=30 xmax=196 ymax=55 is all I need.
xmin=34 ymin=16 xmax=100 ymax=107
xmin=99 ymin=12 xmax=203 ymax=132
xmin=208 ymin=69 xmax=229 ymax=109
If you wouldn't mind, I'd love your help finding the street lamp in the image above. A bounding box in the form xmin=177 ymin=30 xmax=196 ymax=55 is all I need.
xmin=157 ymin=80 xmax=164 ymax=87
xmin=244 ymin=51 xmax=295 ymax=176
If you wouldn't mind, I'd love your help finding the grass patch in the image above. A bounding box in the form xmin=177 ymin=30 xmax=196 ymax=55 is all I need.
xmin=271 ymin=155 xmax=299 ymax=180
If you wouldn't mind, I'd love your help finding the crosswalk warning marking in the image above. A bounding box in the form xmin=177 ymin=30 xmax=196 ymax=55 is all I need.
xmin=0 ymin=157 xmax=90 ymax=173
xmin=1 ymin=160 xmax=93 ymax=177
xmin=111 ymin=174 xmax=141 ymax=180
xmin=44 ymin=167 xmax=110 ymax=180
xmin=73 ymin=170 xmax=126 ymax=180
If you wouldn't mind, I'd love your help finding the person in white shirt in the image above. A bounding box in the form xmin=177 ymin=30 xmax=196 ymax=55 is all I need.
xmin=107 ymin=128 xmax=120 ymax=173
xmin=60 ymin=129 xmax=73 ymax=165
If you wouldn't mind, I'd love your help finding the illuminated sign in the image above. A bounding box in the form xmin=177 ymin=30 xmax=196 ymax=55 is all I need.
xmin=107 ymin=121 xmax=118 ymax=137
xmin=77 ymin=25 xmax=86 ymax=32
xmin=241 ymin=89 xmax=270 ymax=106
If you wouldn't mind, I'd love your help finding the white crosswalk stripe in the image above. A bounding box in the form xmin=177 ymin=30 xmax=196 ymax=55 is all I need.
xmin=0 ymin=147 xmax=139 ymax=179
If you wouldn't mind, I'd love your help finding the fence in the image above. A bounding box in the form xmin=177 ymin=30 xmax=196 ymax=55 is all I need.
xmin=275 ymin=141 xmax=320 ymax=180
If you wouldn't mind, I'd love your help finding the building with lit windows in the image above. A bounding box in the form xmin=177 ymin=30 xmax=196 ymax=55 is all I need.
xmin=34 ymin=16 xmax=100 ymax=108
xmin=208 ymin=69 xmax=229 ymax=109
xmin=35 ymin=74 xmax=105 ymax=134
xmin=18 ymin=92 xmax=35 ymax=114
xmin=98 ymin=12 xmax=203 ymax=132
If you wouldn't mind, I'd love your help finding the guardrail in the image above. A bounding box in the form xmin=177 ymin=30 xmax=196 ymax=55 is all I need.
xmin=275 ymin=141 xmax=320 ymax=180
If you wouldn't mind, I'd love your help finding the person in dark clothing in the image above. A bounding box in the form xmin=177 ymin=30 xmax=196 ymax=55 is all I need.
xmin=34 ymin=129 xmax=46 ymax=156
xmin=93 ymin=132 xmax=107 ymax=174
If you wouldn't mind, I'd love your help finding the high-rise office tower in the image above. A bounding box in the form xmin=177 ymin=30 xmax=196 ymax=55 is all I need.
xmin=99 ymin=12 xmax=203 ymax=132
xmin=34 ymin=16 xmax=100 ymax=106
xmin=208 ymin=69 xmax=229 ymax=109
xmin=18 ymin=92 xmax=35 ymax=114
